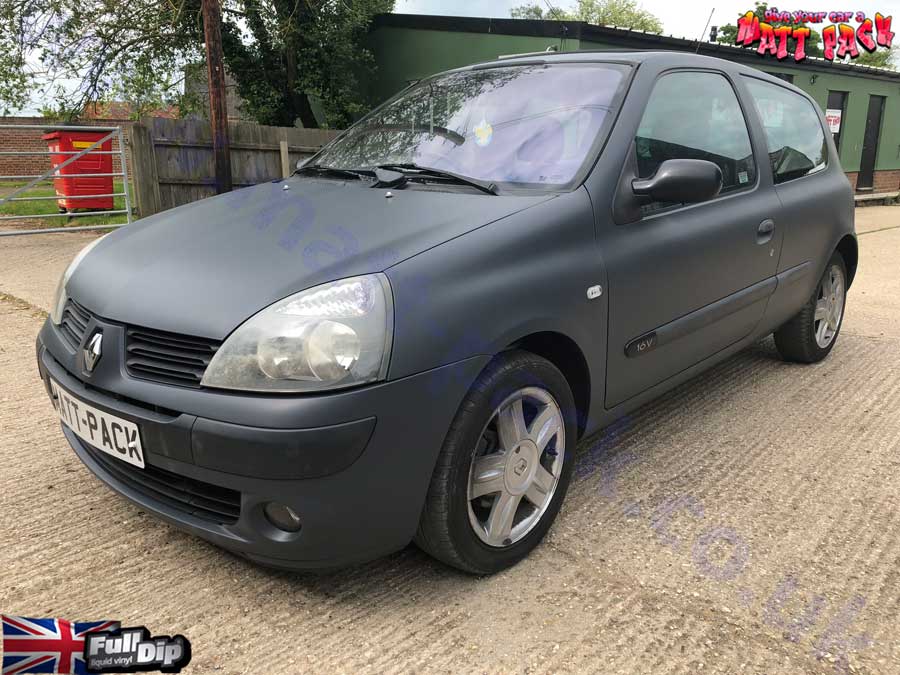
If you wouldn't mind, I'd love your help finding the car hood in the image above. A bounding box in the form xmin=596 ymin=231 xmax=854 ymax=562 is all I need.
xmin=69 ymin=177 xmax=552 ymax=339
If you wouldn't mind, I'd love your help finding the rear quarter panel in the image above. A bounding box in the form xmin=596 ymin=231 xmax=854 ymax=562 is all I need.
xmin=761 ymin=165 xmax=855 ymax=330
xmin=774 ymin=161 xmax=855 ymax=278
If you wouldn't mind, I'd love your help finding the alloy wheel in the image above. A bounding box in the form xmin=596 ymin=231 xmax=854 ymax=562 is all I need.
xmin=466 ymin=387 xmax=565 ymax=548
xmin=814 ymin=264 xmax=845 ymax=349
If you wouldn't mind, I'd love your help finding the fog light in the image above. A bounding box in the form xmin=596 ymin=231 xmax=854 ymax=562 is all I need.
xmin=264 ymin=502 xmax=302 ymax=532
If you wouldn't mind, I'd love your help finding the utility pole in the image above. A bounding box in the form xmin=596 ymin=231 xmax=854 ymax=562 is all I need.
xmin=201 ymin=0 xmax=232 ymax=193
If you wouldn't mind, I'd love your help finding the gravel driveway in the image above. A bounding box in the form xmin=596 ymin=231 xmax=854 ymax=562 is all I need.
xmin=1 ymin=207 xmax=899 ymax=674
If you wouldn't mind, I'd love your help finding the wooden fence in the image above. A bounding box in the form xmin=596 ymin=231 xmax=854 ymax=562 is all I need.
xmin=130 ymin=116 xmax=341 ymax=217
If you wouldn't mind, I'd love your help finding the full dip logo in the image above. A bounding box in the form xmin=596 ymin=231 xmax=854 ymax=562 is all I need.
xmin=1 ymin=616 xmax=190 ymax=674
xmin=83 ymin=626 xmax=191 ymax=673
xmin=735 ymin=8 xmax=894 ymax=61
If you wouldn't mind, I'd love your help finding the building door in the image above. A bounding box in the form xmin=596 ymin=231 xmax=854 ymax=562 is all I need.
xmin=857 ymin=95 xmax=885 ymax=191
xmin=826 ymin=91 xmax=848 ymax=153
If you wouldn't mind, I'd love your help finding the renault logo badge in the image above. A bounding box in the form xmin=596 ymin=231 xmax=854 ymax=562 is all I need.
xmin=84 ymin=332 xmax=103 ymax=373
xmin=513 ymin=458 xmax=528 ymax=476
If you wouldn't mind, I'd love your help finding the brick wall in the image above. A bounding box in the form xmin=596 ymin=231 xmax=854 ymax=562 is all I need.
xmin=842 ymin=170 xmax=900 ymax=193
xmin=0 ymin=117 xmax=133 ymax=180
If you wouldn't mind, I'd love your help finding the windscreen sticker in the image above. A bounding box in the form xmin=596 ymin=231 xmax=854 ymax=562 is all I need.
xmin=474 ymin=116 xmax=493 ymax=147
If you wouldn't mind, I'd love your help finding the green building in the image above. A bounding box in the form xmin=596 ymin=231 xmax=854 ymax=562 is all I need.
xmin=366 ymin=13 xmax=900 ymax=197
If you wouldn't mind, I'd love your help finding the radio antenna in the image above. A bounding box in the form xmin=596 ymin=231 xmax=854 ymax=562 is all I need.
xmin=542 ymin=0 xmax=565 ymax=20
xmin=696 ymin=8 xmax=715 ymax=52
xmin=542 ymin=0 xmax=568 ymax=50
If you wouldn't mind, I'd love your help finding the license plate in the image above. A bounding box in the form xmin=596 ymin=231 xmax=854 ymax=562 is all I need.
xmin=49 ymin=379 xmax=145 ymax=469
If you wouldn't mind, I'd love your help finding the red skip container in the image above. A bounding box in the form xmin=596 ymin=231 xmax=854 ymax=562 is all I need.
xmin=42 ymin=129 xmax=114 ymax=211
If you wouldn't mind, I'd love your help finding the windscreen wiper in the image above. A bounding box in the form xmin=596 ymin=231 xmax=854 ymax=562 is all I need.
xmin=295 ymin=164 xmax=375 ymax=181
xmin=375 ymin=163 xmax=499 ymax=196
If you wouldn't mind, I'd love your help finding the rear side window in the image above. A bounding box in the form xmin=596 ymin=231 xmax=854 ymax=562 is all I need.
xmin=635 ymin=71 xmax=757 ymax=213
xmin=744 ymin=78 xmax=828 ymax=184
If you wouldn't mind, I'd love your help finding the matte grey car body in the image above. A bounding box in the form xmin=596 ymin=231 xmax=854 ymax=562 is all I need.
xmin=36 ymin=51 xmax=857 ymax=571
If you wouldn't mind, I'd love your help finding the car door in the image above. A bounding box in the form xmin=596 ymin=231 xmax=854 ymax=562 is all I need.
xmin=600 ymin=69 xmax=783 ymax=408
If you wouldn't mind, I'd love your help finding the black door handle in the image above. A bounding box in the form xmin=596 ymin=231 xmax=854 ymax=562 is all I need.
xmin=757 ymin=219 xmax=775 ymax=244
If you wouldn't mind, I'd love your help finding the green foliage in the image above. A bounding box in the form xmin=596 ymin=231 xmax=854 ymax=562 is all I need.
xmin=0 ymin=0 xmax=200 ymax=119
xmin=570 ymin=0 xmax=662 ymax=31
xmin=0 ymin=0 xmax=393 ymax=128
xmin=716 ymin=2 xmax=822 ymax=58
xmin=716 ymin=24 xmax=739 ymax=44
xmin=510 ymin=0 xmax=662 ymax=32
xmin=0 ymin=22 xmax=28 ymax=117
xmin=854 ymin=47 xmax=898 ymax=70
xmin=210 ymin=0 xmax=393 ymax=128
xmin=510 ymin=4 xmax=551 ymax=20
xmin=0 ymin=180 xmax=130 ymax=228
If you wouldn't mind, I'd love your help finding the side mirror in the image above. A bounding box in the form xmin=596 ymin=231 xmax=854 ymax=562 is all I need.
xmin=632 ymin=159 xmax=723 ymax=204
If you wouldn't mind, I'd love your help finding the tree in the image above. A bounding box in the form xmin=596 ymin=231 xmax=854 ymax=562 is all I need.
xmin=211 ymin=0 xmax=394 ymax=128
xmin=717 ymin=2 xmax=822 ymax=58
xmin=510 ymin=0 xmax=663 ymax=32
xmin=570 ymin=0 xmax=662 ymax=31
xmin=0 ymin=0 xmax=393 ymax=127
xmin=854 ymin=47 xmax=898 ymax=70
xmin=510 ymin=4 xmax=552 ymax=20
xmin=0 ymin=1 xmax=196 ymax=118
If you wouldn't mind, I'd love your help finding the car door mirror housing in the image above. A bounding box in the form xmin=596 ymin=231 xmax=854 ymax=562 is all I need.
xmin=632 ymin=159 xmax=723 ymax=205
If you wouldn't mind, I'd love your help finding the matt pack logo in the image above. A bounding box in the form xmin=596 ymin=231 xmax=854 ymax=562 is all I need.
xmin=735 ymin=8 xmax=894 ymax=62
xmin=1 ymin=616 xmax=190 ymax=674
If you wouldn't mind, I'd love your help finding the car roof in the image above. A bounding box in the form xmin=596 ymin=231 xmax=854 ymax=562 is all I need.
xmin=467 ymin=49 xmax=740 ymax=68
xmin=448 ymin=49 xmax=808 ymax=97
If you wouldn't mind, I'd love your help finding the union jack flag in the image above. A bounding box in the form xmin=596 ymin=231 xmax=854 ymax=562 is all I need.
xmin=2 ymin=616 xmax=120 ymax=675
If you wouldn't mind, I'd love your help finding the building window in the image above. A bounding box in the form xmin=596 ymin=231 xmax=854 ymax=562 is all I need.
xmin=826 ymin=91 xmax=848 ymax=153
xmin=765 ymin=72 xmax=795 ymax=84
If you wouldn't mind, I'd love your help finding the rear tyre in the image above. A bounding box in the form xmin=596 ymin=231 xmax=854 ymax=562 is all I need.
xmin=774 ymin=251 xmax=847 ymax=363
xmin=415 ymin=350 xmax=576 ymax=574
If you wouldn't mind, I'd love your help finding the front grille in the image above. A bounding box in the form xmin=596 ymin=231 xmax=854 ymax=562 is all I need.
xmin=125 ymin=326 xmax=221 ymax=388
xmin=84 ymin=443 xmax=241 ymax=524
xmin=59 ymin=299 xmax=91 ymax=348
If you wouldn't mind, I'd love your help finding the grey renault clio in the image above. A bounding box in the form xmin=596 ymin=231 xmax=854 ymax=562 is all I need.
xmin=37 ymin=51 xmax=856 ymax=574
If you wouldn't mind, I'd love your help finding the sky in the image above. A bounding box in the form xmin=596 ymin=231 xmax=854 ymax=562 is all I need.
xmin=13 ymin=0 xmax=900 ymax=114
xmin=394 ymin=0 xmax=900 ymax=42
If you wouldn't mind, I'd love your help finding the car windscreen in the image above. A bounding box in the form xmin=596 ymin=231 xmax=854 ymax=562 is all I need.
xmin=310 ymin=62 xmax=631 ymax=190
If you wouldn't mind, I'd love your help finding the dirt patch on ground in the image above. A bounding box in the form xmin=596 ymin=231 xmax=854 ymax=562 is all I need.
xmin=1 ymin=210 xmax=899 ymax=674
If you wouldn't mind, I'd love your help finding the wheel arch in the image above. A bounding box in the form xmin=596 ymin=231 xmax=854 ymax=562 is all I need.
xmin=505 ymin=331 xmax=592 ymax=439
xmin=836 ymin=234 xmax=858 ymax=287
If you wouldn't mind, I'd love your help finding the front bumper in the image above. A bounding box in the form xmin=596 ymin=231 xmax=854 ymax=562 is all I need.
xmin=37 ymin=319 xmax=488 ymax=569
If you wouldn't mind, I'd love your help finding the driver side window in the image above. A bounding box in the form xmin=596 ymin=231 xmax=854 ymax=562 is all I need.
xmin=636 ymin=71 xmax=757 ymax=215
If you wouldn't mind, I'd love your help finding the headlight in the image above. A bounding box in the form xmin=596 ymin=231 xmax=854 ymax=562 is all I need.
xmin=50 ymin=236 xmax=106 ymax=325
xmin=201 ymin=274 xmax=393 ymax=393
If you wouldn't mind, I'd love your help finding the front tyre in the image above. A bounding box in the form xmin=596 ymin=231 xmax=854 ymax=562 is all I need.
xmin=774 ymin=251 xmax=848 ymax=363
xmin=415 ymin=351 xmax=577 ymax=574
